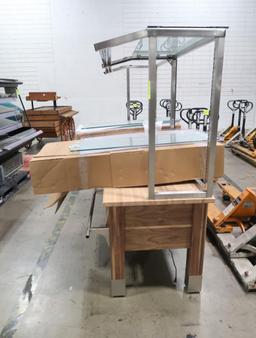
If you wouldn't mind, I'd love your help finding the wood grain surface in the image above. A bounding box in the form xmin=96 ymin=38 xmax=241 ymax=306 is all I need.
xmin=125 ymin=204 xmax=193 ymax=227
xmin=109 ymin=207 xmax=125 ymax=280
xmin=103 ymin=183 xmax=214 ymax=207
xmin=185 ymin=204 xmax=208 ymax=280
xmin=125 ymin=225 xmax=191 ymax=251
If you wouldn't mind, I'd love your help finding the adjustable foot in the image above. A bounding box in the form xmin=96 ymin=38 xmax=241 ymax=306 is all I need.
xmin=111 ymin=279 xmax=126 ymax=297
xmin=186 ymin=275 xmax=202 ymax=293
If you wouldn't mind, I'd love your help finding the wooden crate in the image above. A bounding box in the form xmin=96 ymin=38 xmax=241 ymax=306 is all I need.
xmin=25 ymin=107 xmax=77 ymax=139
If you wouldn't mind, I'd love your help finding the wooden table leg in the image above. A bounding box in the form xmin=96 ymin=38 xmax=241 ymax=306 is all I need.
xmin=109 ymin=207 xmax=126 ymax=297
xmin=185 ymin=204 xmax=208 ymax=293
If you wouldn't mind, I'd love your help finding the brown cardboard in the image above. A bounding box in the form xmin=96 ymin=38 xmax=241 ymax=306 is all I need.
xmin=30 ymin=141 xmax=224 ymax=195
xmin=46 ymin=192 xmax=68 ymax=208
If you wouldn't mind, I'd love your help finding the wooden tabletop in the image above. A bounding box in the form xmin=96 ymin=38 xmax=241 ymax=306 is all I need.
xmin=103 ymin=182 xmax=214 ymax=207
xmin=61 ymin=110 xmax=78 ymax=118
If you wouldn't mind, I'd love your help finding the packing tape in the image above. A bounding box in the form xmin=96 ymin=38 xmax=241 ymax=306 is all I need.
xmin=78 ymin=156 xmax=89 ymax=188
xmin=148 ymin=80 xmax=151 ymax=100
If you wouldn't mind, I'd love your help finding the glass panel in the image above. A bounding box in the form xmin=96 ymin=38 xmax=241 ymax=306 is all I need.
xmin=0 ymin=102 xmax=23 ymax=135
xmin=69 ymin=129 xmax=208 ymax=153
xmin=78 ymin=119 xmax=181 ymax=131
xmin=133 ymin=36 xmax=204 ymax=57
xmin=79 ymin=121 xmax=143 ymax=130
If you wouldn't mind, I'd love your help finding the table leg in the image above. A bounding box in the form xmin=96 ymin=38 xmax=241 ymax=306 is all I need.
xmin=185 ymin=204 xmax=208 ymax=293
xmin=109 ymin=207 xmax=126 ymax=297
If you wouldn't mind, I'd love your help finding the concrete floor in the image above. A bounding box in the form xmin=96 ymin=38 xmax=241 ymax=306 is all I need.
xmin=0 ymin=148 xmax=256 ymax=338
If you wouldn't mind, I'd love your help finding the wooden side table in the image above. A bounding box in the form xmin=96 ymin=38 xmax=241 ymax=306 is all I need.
xmin=103 ymin=182 xmax=214 ymax=296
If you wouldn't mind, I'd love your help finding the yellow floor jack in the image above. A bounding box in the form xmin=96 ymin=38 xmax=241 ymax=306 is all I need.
xmin=208 ymin=179 xmax=256 ymax=290
xmin=219 ymin=99 xmax=253 ymax=146
xmin=208 ymin=180 xmax=256 ymax=233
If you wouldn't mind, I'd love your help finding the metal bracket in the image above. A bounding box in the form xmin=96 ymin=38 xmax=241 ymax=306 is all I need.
xmin=225 ymin=223 xmax=256 ymax=258
xmin=243 ymin=265 xmax=256 ymax=288
xmin=154 ymin=190 xmax=207 ymax=200
xmin=86 ymin=189 xmax=97 ymax=238
xmin=85 ymin=189 xmax=109 ymax=244
xmin=225 ymin=131 xmax=241 ymax=146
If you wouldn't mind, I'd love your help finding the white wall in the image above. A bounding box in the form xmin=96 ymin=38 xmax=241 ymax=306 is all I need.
xmin=0 ymin=0 xmax=256 ymax=129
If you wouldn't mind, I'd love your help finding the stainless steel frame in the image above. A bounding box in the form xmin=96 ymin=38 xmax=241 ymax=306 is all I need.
xmin=170 ymin=59 xmax=177 ymax=128
xmin=125 ymin=65 xmax=148 ymax=122
xmin=126 ymin=66 xmax=131 ymax=121
xmin=94 ymin=26 xmax=227 ymax=200
xmin=206 ymin=37 xmax=225 ymax=197
xmin=148 ymin=36 xmax=157 ymax=198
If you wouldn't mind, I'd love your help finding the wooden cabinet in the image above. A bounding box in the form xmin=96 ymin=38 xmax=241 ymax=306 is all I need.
xmin=103 ymin=183 xmax=213 ymax=296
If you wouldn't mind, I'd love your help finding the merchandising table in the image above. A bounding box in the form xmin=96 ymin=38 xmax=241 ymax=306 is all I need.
xmin=103 ymin=182 xmax=214 ymax=296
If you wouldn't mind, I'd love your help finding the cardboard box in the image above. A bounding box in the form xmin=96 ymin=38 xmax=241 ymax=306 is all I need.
xmin=30 ymin=141 xmax=224 ymax=195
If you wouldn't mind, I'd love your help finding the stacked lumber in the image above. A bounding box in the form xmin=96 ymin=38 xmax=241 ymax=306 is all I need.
xmin=26 ymin=105 xmax=73 ymax=137
xmin=25 ymin=92 xmax=77 ymax=139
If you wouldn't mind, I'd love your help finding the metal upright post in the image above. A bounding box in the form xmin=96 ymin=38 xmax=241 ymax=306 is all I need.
xmin=126 ymin=66 xmax=131 ymax=121
xmin=206 ymin=37 xmax=225 ymax=197
xmin=148 ymin=36 xmax=157 ymax=199
xmin=170 ymin=58 xmax=177 ymax=128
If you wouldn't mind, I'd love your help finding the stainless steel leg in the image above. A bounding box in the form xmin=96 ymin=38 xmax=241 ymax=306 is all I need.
xmin=126 ymin=66 xmax=131 ymax=121
xmin=206 ymin=37 xmax=225 ymax=197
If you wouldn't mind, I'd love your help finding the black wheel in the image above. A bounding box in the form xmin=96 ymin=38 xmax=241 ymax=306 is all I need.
xmin=36 ymin=136 xmax=43 ymax=143
xmin=25 ymin=141 xmax=32 ymax=149
xmin=223 ymin=194 xmax=230 ymax=202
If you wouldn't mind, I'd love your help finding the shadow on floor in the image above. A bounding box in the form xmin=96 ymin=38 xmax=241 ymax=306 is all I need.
xmin=87 ymin=235 xmax=181 ymax=297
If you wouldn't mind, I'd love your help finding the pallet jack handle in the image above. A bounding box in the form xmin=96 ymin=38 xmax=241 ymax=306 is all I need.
xmin=227 ymin=99 xmax=240 ymax=128
xmin=240 ymin=100 xmax=253 ymax=138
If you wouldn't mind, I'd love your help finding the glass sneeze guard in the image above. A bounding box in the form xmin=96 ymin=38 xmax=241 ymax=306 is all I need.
xmin=133 ymin=36 xmax=204 ymax=58
xmin=69 ymin=129 xmax=208 ymax=153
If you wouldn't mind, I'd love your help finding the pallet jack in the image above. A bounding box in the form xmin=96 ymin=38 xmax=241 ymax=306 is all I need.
xmin=159 ymin=99 xmax=182 ymax=117
xmin=208 ymin=180 xmax=256 ymax=233
xmin=126 ymin=100 xmax=143 ymax=120
xmin=208 ymin=178 xmax=256 ymax=290
xmin=180 ymin=107 xmax=209 ymax=131
xmin=231 ymin=126 xmax=256 ymax=166
xmin=219 ymin=99 xmax=253 ymax=146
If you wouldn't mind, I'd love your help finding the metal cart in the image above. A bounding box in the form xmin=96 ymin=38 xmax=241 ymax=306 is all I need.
xmin=0 ymin=79 xmax=42 ymax=203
